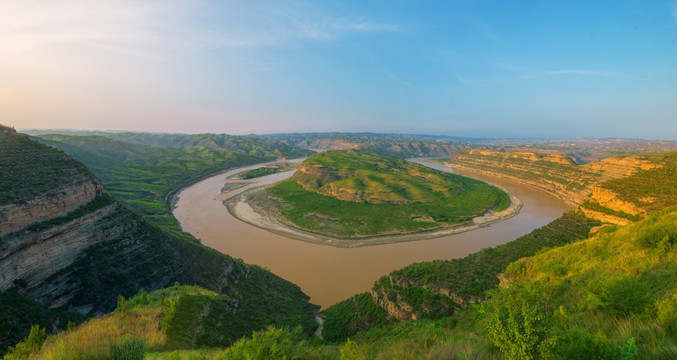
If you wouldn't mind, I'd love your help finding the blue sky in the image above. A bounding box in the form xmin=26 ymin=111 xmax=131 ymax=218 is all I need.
xmin=2 ymin=0 xmax=676 ymax=139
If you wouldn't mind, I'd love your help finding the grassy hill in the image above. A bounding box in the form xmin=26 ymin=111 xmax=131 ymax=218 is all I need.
xmin=580 ymin=151 xmax=677 ymax=222
xmin=0 ymin=127 xmax=318 ymax=354
xmin=14 ymin=208 xmax=675 ymax=359
xmin=320 ymin=212 xmax=599 ymax=342
xmin=261 ymin=132 xmax=474 ymax=157
xmin=257 ymin=150 xmax=510 ymax=237
xmin=34 ymin=133 xmax=311 ymax=232
xmin=0 ymin=128 xmax=98 ymax=207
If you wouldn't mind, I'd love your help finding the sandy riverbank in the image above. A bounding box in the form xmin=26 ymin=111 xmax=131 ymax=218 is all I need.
xmin=224 ymin=182 xmax=523 ymax=248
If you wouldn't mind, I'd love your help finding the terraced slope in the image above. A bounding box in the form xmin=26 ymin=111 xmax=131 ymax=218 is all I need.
xmin=262 ymin=132 xmax=472 ymax=157
xmin=580 ymin=151 xmax=677 ymax=224
xmin=34 ymin=133 xmax=310 ymax=231
xmin=0 ymin=127 xmax=318 ymax=354
xmin=259 ymin=150 xmax=510 ymax=237
xmin=446 ymin=149 xmax=658 ymax=204
xmin=321 ymin=212 xmax=599 ymax=341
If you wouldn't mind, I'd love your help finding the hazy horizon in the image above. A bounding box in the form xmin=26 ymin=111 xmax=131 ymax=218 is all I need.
xmin=3 ymin=1 xmax=677 ymax=140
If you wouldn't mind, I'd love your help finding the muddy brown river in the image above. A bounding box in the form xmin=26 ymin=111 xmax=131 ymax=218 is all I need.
xmin=173 ymin=159 xmax=572 ymax=308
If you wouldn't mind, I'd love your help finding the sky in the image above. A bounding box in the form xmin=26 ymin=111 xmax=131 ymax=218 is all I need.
xmin=2 ymin=0 xmax=677 ymax=139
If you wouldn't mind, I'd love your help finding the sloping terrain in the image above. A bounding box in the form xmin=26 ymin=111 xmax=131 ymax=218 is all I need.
xmin=258 ymin=150 xmax=510 ymax=237
xmin=321 ymin=212 xmax=598 ymax=342
xmin=16 ymin=208 xmax=675 ymax=359
xmin=0 ymin=126 xmax=318 ymax=354
xmin=580 ymin=151 xmax=677 ymax=224
xmin=262 ymin=132 xmax=473 ymax=157
xmin=34 ymin=133 xmax=311 ymax=231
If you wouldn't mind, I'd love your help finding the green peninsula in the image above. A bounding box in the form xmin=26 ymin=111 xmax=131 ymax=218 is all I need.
xmin=255 ymin=150 xmax=511 ymax=237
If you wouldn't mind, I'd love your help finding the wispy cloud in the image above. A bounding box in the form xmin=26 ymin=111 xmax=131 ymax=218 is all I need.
xmin=380 ymin=67 xmax=411 ymax=86
xmin=0 ymin=0 xmax=404 ymax=58
xmin=520 ymin=69 xmax=619 ymax=79
xmin=332 ymin=21 xmax=404 ymax=33
xmin=453 ymin=67 xmax=618 ymax=88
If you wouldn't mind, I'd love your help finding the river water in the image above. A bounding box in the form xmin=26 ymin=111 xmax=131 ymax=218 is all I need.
xmin=173 ymin=160 xmax=572 ymax=308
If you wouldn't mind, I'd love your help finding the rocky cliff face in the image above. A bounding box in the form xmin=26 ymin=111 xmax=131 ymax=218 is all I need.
xmin=0 ymin=181 xmax=102 ymax=238
xmin=448 ymin=149 xmax=651 ymax=206
xmin=0 ymin=201 xmax=121 ymax=300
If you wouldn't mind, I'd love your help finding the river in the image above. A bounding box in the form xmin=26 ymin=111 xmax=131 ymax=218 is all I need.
xmin=173 ymin=159 xmax=572 ymax=308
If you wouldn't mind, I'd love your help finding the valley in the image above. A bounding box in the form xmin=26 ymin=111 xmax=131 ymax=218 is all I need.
xmin=173 ymin=157 xmax=571 ymax=307
xmin=2 ymin=127 xmax=676 ymax=359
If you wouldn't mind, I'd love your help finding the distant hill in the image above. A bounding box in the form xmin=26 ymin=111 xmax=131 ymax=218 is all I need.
xmin=33 ymin=133 xmax=311 ymax=231
xmin=260 ymin=132 xmax=474 ymax=157
xmin=0 ymin=126 xmax=318 ymax=354
xmin=443 ymin=149 xmax=677 ymax=225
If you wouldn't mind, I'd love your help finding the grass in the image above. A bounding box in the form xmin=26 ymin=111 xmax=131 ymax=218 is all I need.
xmin=34 ymin=133 xmax=311 ymax=231
xmin=491 ymin=207 xmax=677 ymax=359
xmin=262 ymin=150 xmax=509 ymax=237
xmin=0 ymin=126 xmax=98 ymax=207
xmin=446 ymin=149 xmax=608 ymax=203
xmin=595 ymin=151 xmax=677 ymax=215
xmin=1 ymin=131 xmax=319 ymax=356
xmin=321 ymin=212 xmax=599 ymax=342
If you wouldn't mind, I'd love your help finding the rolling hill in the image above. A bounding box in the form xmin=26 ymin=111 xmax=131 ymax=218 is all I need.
xmin=254 ymin=150 xmax=511 ymax=237
xmin=0 ymin=126 xmax=318 ymax=355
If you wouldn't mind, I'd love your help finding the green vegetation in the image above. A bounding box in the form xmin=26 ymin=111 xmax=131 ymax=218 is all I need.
xmin=0 ymin=290 xmax=82 ymax=355
xmin=4 ymin=285 xmax=314 ymax=359
xmin=448 ymin=149 xmax=603 ymax=200
xmin=260 ymin=132 xmax=474 ymax=157
xmin=322 ymin=212 xmax=598 ymax=342
xmin=46 ymin=206 xmax=318 ymax=330
xmin=580 ymin=199 xmax=641 ymax=221
xmin=34 ymin=133 xmax=311 ymax=232
xmin=1 ymin=194 xmax=115 ymax=242
xmin=381 ymin=212 xmax=599 ymax=302
xmin=1 ymin=128 xmax=318 ymax=355
xmin=0 ymin=127 xmax=98 ymax=206
xmin=9 ymin=208 xmax=676 ymax=359
xmin=236 ymin=162 xmax=299 ymax=179
xmin=261 ymin=150 xmax=509 ymax=237
xmin=484 ymin=207 xmax=677 ymax=359
xmin=592 ymin=151 xmax=677 ymax=214
xmin=321 ymin=293 xmax=392 ymax=343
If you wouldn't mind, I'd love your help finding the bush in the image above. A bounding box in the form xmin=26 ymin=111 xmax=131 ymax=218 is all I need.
xmin=550 ymin=327 xmax=618 ymax=360
xmin=109 ymin=336 xmax=146 ymax=360
xmin=218 ymin=327 xmax=306 ymax=360
xmin=481 ymin=286 xmax=554 ymax=360
xmin=3 ymin=325 xmax=46 ymax=360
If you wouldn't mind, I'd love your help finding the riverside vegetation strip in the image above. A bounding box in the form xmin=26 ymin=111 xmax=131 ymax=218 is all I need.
xmin=245 ymin=150 xmax=511 ymax=238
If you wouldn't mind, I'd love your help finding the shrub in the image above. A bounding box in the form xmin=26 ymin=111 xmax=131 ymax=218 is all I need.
xmin=217 ymin=327 xmax=306 ymax=360
xmin=481 ymin=286 xmax=554 ymax=360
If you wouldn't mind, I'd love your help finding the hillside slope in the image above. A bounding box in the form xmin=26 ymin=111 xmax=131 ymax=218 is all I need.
xmin=25 ymin=209 xmax=674 ymax=359
xmin=0 ymin=126 xmax=318 ymax=354
xmin=262 ymin=132 xmax=473 ymax=157
xmin=257 ymin=150 xmax=510 ymax=237
xmin=34 ymin=133 xmax=310 ymax=231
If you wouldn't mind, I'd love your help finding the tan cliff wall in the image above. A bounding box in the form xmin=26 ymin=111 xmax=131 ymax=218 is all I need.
xmin=0 ymin=202 xmax=124 ymax=303
xmin=370 ymin=276 xmax=464 ymax=321
xmin=0 ymin=180 xmax=103 ymax=238
xmin=448 ymin=149 xmax=651 ymax=206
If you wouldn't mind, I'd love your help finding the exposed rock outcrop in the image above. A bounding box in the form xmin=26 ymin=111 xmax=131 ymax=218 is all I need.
xmin=0 ymin=181 xmax=102 ymax=238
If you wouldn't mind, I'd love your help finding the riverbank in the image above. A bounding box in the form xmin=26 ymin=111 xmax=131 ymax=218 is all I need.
xmin=173 ymin=157 xmax=570 ymax=307
xmin=224 ymin=180 xmax=523 ymax=248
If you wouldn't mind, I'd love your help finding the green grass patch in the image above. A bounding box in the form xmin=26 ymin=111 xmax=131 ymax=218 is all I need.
xmin=264 ymin=150 xmax=509 ymax=237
